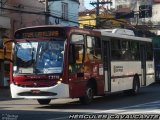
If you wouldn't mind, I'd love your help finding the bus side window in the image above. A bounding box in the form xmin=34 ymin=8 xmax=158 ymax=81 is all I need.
xmin=69 ymin=34 xmax=84 ymax=73
xmin=69 ymin=44 xmax=83 ymax=64
xmin=86 ymin=36 xmax=101 ymax=60
xmin=75 ymin=44 xmax=83 ymax=64
xmin=94 ymin=37 xmax=101 ymax=59
xmin=86 ymin=36 xmax=94 ymax=60
xmin=111 ymin=39 xmax=121 ymax=60
xmin=146 ymin=43 xmax=153 ymax=61
xmin=130 ymin=41 xmax=140 ymax=60
xmin=121 ymin=40 xmax=131 ymax=60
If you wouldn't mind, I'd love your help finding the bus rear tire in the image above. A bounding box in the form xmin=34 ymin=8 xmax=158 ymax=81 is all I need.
xmin=37 ymin=99 xmax=51 ymax=105
xmin=124 ymin=77 xmax=140 ymax=95
xmin=79 ymin=85 xmax=94 ymax=105
xmin=131 ymin=78 xmax=140 ymax=95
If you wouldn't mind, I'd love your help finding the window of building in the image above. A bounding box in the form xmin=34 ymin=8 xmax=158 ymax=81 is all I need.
xmin=62 ymin=2 xmax=68 ymax=20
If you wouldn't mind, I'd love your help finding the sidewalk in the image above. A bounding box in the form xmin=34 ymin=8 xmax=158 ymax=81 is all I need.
xmin=0 ymin=87 xmax=11 ymax=99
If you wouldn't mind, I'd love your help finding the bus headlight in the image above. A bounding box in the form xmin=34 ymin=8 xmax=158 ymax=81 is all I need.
xmin=57 ymin=78 xmax=63 ymax=84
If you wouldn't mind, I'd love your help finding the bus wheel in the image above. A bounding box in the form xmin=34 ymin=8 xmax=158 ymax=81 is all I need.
xmin=124 ymin=77 xmax=140 ymax=95
xmin=131 ymin=78 xmax=140 ymax=95
xmin=79 ymin=86 xmax=94 ymax=105
xmin=37 ymin=99 xmax=51 ymax=105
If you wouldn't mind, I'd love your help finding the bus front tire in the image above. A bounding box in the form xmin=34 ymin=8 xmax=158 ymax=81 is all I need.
xmin=37 ymin=99 xmax=51 ymax=105
xmin=79 ymin=86 xmax=94 ymax=105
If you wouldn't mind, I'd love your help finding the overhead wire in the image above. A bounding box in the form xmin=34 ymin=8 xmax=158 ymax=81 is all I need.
xmin=0 ymin=1 xmax=97 ymax=28
xmin=4 ymin=2 xmax=79 ymax=23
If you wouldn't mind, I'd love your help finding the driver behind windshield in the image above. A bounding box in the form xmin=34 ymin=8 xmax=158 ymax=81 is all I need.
xmin=37 ymin=41 xmax=63 ymax=69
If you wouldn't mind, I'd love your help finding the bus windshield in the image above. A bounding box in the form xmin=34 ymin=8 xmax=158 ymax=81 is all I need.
xmin=13 ymin=39 xmax=65 ymax=75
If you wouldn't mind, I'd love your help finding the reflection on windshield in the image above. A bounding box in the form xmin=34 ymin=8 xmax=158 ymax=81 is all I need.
xmin=14 ymin=39 xmax=65 ymax=74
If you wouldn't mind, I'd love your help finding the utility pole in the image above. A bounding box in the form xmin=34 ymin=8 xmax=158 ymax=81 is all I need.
xmin=96 ymin=0 xmax=100 ymax=28
xmin=39 ymin=0 xmax=50 ymax=25
xmin=45 ymin=0 xmax=49 ymax=25
xmin=90 ymin=0 xmax=112 ymax=28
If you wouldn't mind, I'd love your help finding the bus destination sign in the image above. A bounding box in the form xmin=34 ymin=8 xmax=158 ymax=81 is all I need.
xmin=22 ymin=31 xmax=59 ymax=38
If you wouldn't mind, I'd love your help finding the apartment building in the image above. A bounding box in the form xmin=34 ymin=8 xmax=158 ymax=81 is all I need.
xmin=115 ymin=0 xmax=160 ymax=27
xmin=4 ymin=0 xmax=79 ymax=36
xmin=49 ymin=0 xmax=79 ymax=26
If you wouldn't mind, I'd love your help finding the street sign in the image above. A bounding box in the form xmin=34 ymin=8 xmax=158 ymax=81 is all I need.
xmin=139 ymin=5 xmax=152 ymax=18
xmin=115 ymin=11 xmax=134 ymax=19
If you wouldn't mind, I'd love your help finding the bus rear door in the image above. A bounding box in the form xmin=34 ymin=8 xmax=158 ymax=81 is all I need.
xmin=102 ymin=39 xmax=111 ymax=92
xmin=140 ymin=44 xmax=146 ymax=86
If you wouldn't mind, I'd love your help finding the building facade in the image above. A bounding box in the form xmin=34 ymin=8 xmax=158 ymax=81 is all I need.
xmin=49 ymin=0 xmax=79 ymax=26
xmin=115 ymin=0 xmax=160 ymax=27
xmin=79 ymin=0 xmax=86 ymax=12
xmin=152 ymin=1 xmax=160 ymax=25
xmin=4 ymin=0 xmax=80 ymax=36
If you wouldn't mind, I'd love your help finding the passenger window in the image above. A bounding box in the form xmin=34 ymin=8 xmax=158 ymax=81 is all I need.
xmin=111 ymin=39 xmax=121 ymax=60
xmin=75 ymin=44 xmax=83 ymax=64
xmin=69 ymin=34 xmax=85 ymax=73
xmin=86 ymin=36 xmax=101 ymax=60
xmin=121 ymin=40 xmax=131 ymax=60
xmin=130 ymin=41 xmax=140 ymax=60
xmin=146 ymin=43 xmax=153 ymax=61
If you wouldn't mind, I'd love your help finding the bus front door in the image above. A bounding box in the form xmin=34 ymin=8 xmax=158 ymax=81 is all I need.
xmin=140 ymin=44 xmax=146 ymax=86
xmin=103 ymin=40 xmax=111 ymax=92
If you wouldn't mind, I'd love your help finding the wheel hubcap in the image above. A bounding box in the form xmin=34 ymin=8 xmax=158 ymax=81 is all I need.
xmin=135 ymin=83 xmax=138 ymax=93
xmin=87 ymin=88 xmax=93 ymax=99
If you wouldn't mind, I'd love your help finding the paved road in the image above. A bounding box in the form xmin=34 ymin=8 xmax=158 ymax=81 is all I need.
xmin=0 ymin=83 xmax=160 ymax=120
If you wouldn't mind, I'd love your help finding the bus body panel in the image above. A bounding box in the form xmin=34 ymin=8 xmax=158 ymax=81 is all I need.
xmin=110 ymin=61 xmax=141 ymax=92
xmin=69 ymin=62 xmax=105 ymax=98
xmin=146 ymin=61 xmax=155 ymax=86
xmin=68 ymin=75 xmax=87 ymax=98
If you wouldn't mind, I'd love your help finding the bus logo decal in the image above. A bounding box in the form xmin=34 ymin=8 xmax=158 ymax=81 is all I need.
xmin=114 ymin=66 xmax=123 ymax=73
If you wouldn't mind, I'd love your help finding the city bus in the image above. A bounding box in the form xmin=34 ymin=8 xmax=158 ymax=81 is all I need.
xmin=5 ymin=26 xmax=155 ymax=105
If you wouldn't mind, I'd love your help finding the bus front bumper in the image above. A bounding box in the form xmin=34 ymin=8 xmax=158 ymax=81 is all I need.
xmin=10 ymin=83 xmax=69 ymax=99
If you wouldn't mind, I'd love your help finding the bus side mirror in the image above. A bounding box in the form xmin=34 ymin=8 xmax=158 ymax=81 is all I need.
xmin=69 ymin=44 xmax=76 ymax=64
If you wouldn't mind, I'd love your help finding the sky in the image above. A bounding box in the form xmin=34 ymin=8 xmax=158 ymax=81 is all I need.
xmin=84 ymin=0 xmax=94 ymax=10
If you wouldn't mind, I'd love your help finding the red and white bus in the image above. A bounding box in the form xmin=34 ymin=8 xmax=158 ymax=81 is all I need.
xmin=7 ymin=26 xmax=155 ymax=105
